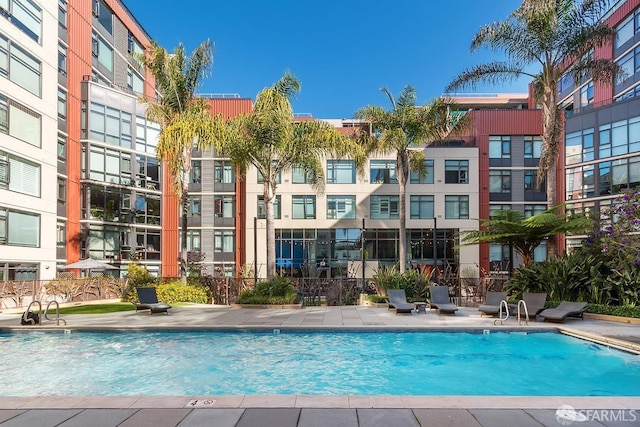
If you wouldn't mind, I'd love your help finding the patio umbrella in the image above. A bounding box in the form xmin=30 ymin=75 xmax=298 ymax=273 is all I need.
xmin=61 ymin=259 xmax=118 ymax=271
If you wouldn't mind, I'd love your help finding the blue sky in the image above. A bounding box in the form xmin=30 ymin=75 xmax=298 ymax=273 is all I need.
xmin=124 ymin=0 xmax=528 ymax=118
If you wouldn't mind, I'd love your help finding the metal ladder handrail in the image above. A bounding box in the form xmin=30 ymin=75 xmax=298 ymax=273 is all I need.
xmin=517 ymin=299 xmax=530 ymax=326
xmin=44 ymin=301 xmax=67 ymax=326
xmin=22 ymin=301 xmax=42 ymax=325
xmin=493 ymin=300 xmax=509 ymax=325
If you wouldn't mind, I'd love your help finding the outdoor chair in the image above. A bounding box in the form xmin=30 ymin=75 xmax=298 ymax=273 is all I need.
xmin=428 ymin=285 xmax=458 ymax=315
xmin=508 ymin=292 xmax=547 ymax=322
xmin=386 ymin=289 xmax=415 ymax=315
xmin=135 ymin=287 xmax=172 ymax=314
xmin=478 ymin=291 xmax=507 ymax=317
xmin=538 ymin=301 xmax=587 ymax=323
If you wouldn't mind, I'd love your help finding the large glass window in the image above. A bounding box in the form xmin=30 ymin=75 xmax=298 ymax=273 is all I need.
xmin=580 ymin=82 xmax=594 ymax=107
xmin=410 ymin=195 xmax=434 ymax=219
xmin=565 ymin=128 xmax=595 ymax=163
xmin=616 ymin=11 xmax=636 ymax=48
xmin=89 ymin=103 xmax=132 ymax=147
xmin=257 ymin=195 xmax=281 ymax=219
xmin=0 ymin=93 xmax=41 ymax=147
xmin=57 ymin=88 xmax=67 ymax=121
xmin=524 ymin=204 xmax=546 ymax=218
xmin=524 ymin=136 xmax=543 ymax=159
xmin=187 ymin=230 xmax=200 ymax=252
xmin=92 ymin=32 xmax=113 ymax=73
xmin=370 ymin=160 xmax=397 ymax=184
xmin=489 ymin=136 xmax=511 ymax=158
xmin=410 ymin=160 xmax=434 ymax=184
xmin=370 ymin=195 xmax=399 ymax=219
xmin=127 ymin=66 xmax=143 ymax=95
xmin=214 ymin=195 xmax=235 ymax=218
xmin=0 ymin=207 xmax=39 ymax=247
xmin=444 ymin=160 xmax=468 ymax=184
xmin=292 ymin=166 xmax=315 ymax=184
xmin=326 ymin=195 xmax=355 ymax=219
xmin=326 ymin=160 xmax=355 ymax=184
xmin=0 ymin=150 xmax=40 ymax=197
xmin=57 ymin=134 xmax=66 ymax=161
xmin=1 ymin=0 xmax=41 ymax=43
xmin=214 ymin=160 xmax=234 ymax=183
xmin=190 ymin=160 xmax=201 ymax=184
xmin=189 ymin=196 xmax=200 ymax=216
xmin=292 ymin=195 xmax=316 ymax=219
xmin=58 ymin=0 xmax=67 ymax=30
xmin=0 ymin=35 xmax=41 ymax=96
xmin=445 ymin=195 xmax=469 ymax=219
xmin=58 ymin=43 xmax=67 ymax=76
xmin=214 ymin=230 xmax=234 ymax=253
xmin=489 ymin=170 xmax=511 ymax=193
xmin=93 ymin=0 xmax=112 ymax=34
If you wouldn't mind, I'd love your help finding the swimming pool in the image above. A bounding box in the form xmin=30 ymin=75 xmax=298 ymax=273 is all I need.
xmin=1 ymin=330 xmax=639 ymax=396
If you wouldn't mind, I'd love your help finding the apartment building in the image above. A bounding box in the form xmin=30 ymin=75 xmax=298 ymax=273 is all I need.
xmin=0 ymin=0 xmax=57 ymax=281
xmin=562 ymin=0 xmax=640 ymax=248
xmin=0 ymin=0 xmax=159 ymax=281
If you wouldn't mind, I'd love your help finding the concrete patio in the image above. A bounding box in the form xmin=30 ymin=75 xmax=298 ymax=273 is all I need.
xmin=0 ymin=305 xmax=638 ymax=426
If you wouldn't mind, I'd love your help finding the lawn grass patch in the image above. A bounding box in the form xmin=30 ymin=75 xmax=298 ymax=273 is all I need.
xmin=56 ymin=303 xmax=136 ymax=315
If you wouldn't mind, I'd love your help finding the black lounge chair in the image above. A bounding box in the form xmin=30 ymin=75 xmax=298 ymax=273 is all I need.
xmin=135 ymin=287 xmax=171 ymax=314
xmin=509 ymin=292 xmax=547 ymax=322
xmin=478 ymin=291 xmax=507 ymax=317
xmin=428 ymin=286 xmax=458 ymax=315
xmin=387 ymin=289 xmax=415 ymax=314
xmin=539 ymin=301 xmax=587 ymax=323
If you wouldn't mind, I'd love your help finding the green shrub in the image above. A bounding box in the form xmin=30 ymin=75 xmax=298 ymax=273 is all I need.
xmin=237 ymin=277 xmax=299 ymax=305
xmin=156 ymin=282 xmax=208 ymax=304
xmin=586 ymin=304 xmax=640 ymax=318
xmin=371 ymin=266 xmax=433 ymax=301
xmin=366 ymin=294 xmax=388 ymax=303
xmin=124 ymin=264 xmax=157 ymax=301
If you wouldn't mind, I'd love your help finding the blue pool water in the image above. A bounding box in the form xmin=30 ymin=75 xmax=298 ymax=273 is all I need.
xmin=1 ymin=330 xmax=639 ymax=396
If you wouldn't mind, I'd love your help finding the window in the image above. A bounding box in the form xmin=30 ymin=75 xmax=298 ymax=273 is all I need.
xmin=127 ymin=32 xmax=143 ymax=57
xmin=0 ymin=150 xmax=40 ymax=197
xmin=0 ymin=93 xmax=41 ymax=147
xmin=0 ymin=35 xmax=41 ymax=96
xmin=410 ymin=160 xmax=434 ymax=184
xmin=292 ymin=166 xmax=315 ymax=184
xmin=292 ymin=195 xmax=316 ymax=219
xmin=327 ymin=160 xmax=355 ymax=184
xmin=524 ymin=136 xmax=542 ymax=159
xmin=257 ymin=195 xmax=281 ymax=219
xmin=445 ymin=195 xmax=469 ymax=219
xmin=489 ymin=136 xmax=511 ymax=158
xmin=56 ymin=221 xmax=65 ymax=247
xmin=490 ymin=243 xmax=510 ymax=262
xmin=489 ymin=170 xmax=511 ymax=193
xmin=127 ymin=66 xmax=143 ymax=95
xmin=1 ymin=0 xmax=42 ymax=43
xmin=91 ymin=32 xmax=113 ymax=72
xmin=370 ymin=195 xmax=399 ymax=219
xmin=58 ymin=0 xmax=67 ymax=30
xmin=89 ymin=102 xmax=133 ymax=147
xmin=580 ymin=82 xmax=594 ymax=107
xmin=444 ymin=160 xmax=468 ymax=184
xmin=615 ymin=10 xmax=639 ymax=49
xmin=93 ymin=0 xmax=112 ymax=34
xmin=370 ymin=160 xmax=397 ymax=184
xmin=524 ymin=204 xmax=546 ymax=217
xmin=327 ymin=195 xmax=355 ymax=219
xmin=489 ymin=204 xmax=511 ymax=218
xmin=57 ymin=178 xmax=65 ymax=203
xmin=410 ymin=195 xmax=434 ymax=219
xmin=214 ymin=230 xmax=234 ymax=253
xmin=190 ymin=196 xmax=200 ymax=216
xmin=57 ymin=88 xmax=67 ymax=121
xmin=214 ymin=195 xmax=235 ymax=218
xmin=57 ymin=134 xmax=66 ymax=161
xmin=187 ymin=230 xmax=200 ymax=252
xmin=524 ymin=171 xmax=537 ymax=191
xmin=191 ymin=160 xmax=201 ymax=183
xmin=257 ymin=165 xmax=281 ymax=184
xmin=214 ymin=160 xmax=234 ymax=183
xmin=0 ymin=207 xmax=39 ymax=246
xmin=58 ymin=43 xmax=67 ymax=76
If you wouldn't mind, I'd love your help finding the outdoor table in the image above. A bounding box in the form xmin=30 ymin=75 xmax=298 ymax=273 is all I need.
xmin=413 ymin=301 xmax=428 ymax=314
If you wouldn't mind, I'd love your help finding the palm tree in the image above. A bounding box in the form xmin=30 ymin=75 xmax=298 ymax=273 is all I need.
xmin=141 ymin=40 xmax=214 ymax=281
xmin=221 ymin=72 xmax=366 ymax=279
xmin=355 ymin=86 xmax=469 ymax=273
xmin=460 ymin=207 xmax=593 ymax=267
xmin=445 ymin=0 xmax=618 ymax=256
